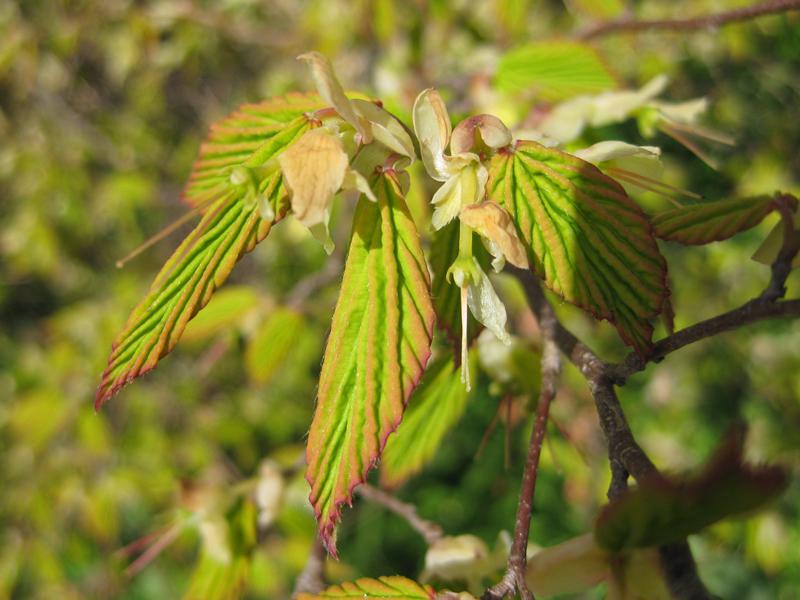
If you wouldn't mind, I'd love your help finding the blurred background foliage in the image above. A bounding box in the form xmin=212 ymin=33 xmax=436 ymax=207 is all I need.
xmin=1 ymin=0 xmax=799 ymax=598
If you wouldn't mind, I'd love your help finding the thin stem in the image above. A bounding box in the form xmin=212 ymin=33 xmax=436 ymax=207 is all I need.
xmin=124 ymin=522 xmax=184 ymax=578
xmin=578 ymin=0 xmax=800 ymax=40
xmin=610 ymin=193 xmax=800 ymax=382
xmin=357 ymin=484 xmax=444 ymax=546
xmin=460 ymin=286 xmax=471 ymax=391
xmin=611 ymin=298 xmax=800 ymax=381
xmin=458 ymin=222 xmax=475 ymax=257
xmin=483 ymin=291 xmax=562 ymax=600
xmin=506 ymin=268 xmax=713 ymax=600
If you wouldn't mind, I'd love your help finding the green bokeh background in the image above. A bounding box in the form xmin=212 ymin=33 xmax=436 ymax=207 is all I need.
xmin=1 ymin=1 xmax=799 ymax=598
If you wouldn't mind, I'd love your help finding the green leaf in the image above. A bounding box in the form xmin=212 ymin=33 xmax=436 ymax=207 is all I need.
xmin=184 ymin=93 xmax=323 ymax=209
xmin=429 ymin=220 xmax=480 ymax=349
xmin=594 ymin=432 xmax=789 ymax=552
xmin=296 ymin=576 xmax=436 ymax=600
xmin=652 ymin=195 xmax=777 ymax=245
xmin=244 ymin=306 xmax=306 ymax=385
xmin=182 ymin=286 xmax=258 ymax=343
xmin=381 ymin=352 xmax=473 ymax=487
xmin=488 ymin=141 xmax=668 ymax=354
xmin=96 ymin=98 xmax=316 ymax=407
xmin=306 ymin=174 xmax=435 ymax=555
xmin=752 ymin=200 xmax=800 ymax=268
xmin=495 ymin=42 xmax=616 ymax=101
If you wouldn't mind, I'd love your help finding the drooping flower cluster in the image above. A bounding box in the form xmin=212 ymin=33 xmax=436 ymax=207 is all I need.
xmin=412 ymin=90 xmax=528 ymax=389
xmin=281 ymin=56 xmax=530 ymax=390
xmin=279 ymin=52 xmax=415 ymax=252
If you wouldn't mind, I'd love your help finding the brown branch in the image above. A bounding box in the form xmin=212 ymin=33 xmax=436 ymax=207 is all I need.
xmin=483 ymin=301 xmax=562 ymax=600
xmin=577 ymin=0 xmax=800 ymax=40
xmin=611 ymin=298 xmax=800 ymax=381
xmin=590 ymin=378 xmax=712 ymax=599
xmin=292 ymin=537 xmax=327 ymax=598
xmin=357 ymin=484 xmax=443 ymax=545
xmin=612 ymin=194 xmax=800 ymax=382
xmin=508 ymin=266 xmax=606 ymax=381
xmin=508 ymin=267 xmax=713 ymax=599
xmin=492 ymin=192 xmax=800 ymax=598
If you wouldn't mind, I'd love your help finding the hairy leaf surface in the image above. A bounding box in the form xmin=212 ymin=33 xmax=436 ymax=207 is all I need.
xmin=495 ymin=42 xmax=616 ymax=101
xmin=595 ymin=433 xmax=789 ymax=552
xmin=306 ymin=174 xmax=435 ymax=554
xmin=653 ymin=195 xmax=776 ymax=245
xmin=184 ymin=93 xmax=322 ymax=208
xmin=296 ymin=576 xmax=436 ymax=600
xmin=381 ymin=352 xmax=473 ymax=487
xmin=489 ymin=141 xmax=668 ymax=354
xmin=97 ymin=99 xmax=315 ymax=406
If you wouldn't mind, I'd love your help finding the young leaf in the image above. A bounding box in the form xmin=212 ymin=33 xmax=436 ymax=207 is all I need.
xmin=494 ymin=42 xmax=616 ymax=101
xmin=381 ymin=352 xmax=473 ymax=488
xmin=96 ymin=101 xmax=315 ymax=407
xmin=184 ymin=93 xmax=323 ymax=208
xmin=296 ymin=576 xmax=436 ymax=600
xmin=752 ymin=199 xmax=800 ymax=268
xmin=594 ymin=432 xmax=789 ymax=552
xmin=306 ymin=174 xmax=436 ymax=555
xmin=488 ymin=141 xmax=668 ymax=354
xmin=652 ymin=195 xmax=777 ymax=245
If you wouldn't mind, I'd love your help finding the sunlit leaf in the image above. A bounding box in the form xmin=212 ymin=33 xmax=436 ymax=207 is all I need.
xmin=306 ymin=173 xmax=435 ymax=554
xmin=752 ymin=200 xmax=800 ymax=268
xmin=653 ymin=195 xmax=777 ymax=245
xmin=595 ymin=432 xmax=789 ymax=552
xmin=381 ymin=352 xmax=473 ymax=487
xmin=495 ymin=42 xmax=616 ymax=101
xmin=184 ymin=93 xmax=323 ymax=209
xmin=296 ymin=575 xmax=436 ymax=600
xmin=489 ymin=141 xmax=668 ymax=354
xmin=96 ymin=101 xmax=315 ymax=406
xmin=244 ymin=307 xmax=305 ymax=385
